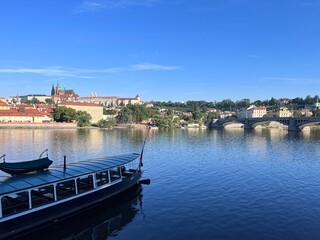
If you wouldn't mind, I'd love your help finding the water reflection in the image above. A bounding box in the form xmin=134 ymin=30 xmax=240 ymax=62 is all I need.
xmin=0 ymin=129 xmax=150 ymax=167
xmin=2 ymin=127 xmax=320 ymax=165
xmin=18 ymin=185 xmax=144 ymax=240
xmin=3 ymin=127 xmax=320 ymax=239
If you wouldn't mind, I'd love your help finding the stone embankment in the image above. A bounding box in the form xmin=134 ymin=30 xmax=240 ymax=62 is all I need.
xmin=0 ymin=122 xmax=77 ymax=128
xmin=114 ymin=123 xmax=151 ymax=129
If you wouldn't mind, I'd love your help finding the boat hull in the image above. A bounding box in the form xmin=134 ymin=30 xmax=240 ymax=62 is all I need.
xmin=0 ymin=157 xmax=53 ymax=175
xmin=0 ymin=170 xmax=142 ymax=240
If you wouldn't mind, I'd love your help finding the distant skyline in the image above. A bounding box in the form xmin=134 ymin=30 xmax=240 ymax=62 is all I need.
xmin=1 ymin=0 xmax=320 ymax=102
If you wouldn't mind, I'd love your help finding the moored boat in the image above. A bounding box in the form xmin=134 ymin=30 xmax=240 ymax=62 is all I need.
xmin=0 ymin=147 xmax=145 ymax=240
xmin=0 ymin=149 xmax=53 ymax=175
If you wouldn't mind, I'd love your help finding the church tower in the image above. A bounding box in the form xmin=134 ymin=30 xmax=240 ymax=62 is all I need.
xmin=51 ymin=84 xmax=55 ymax=96
xmin=55 ymin=82 xmax=61 ymax=95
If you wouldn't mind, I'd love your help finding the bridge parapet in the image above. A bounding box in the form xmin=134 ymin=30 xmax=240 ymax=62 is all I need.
xmin=212 ymin=117 xmax=320 ymax=131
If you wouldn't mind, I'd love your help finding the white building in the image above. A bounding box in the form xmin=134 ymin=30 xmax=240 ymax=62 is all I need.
xmin=237 ymin=105 xmax=267 ymax=118
xmin=78 ymin=94 xmax=141 ymax=107
xmin=278 ymin=107 xmax=292 ymax=117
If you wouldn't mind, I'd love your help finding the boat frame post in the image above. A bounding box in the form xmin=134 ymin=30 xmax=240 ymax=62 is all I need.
xmin=28 ymin=190 xmax=32 ymax=209
xmin=39 ymin=149 xmax=48 ymax=159
xmin=0 ymin=154 xmax=6 ymax=163
xmin=53 ymin=183 xmax=58 ymax=201
xmin=0 ymin=196 xmax=2 ymax=219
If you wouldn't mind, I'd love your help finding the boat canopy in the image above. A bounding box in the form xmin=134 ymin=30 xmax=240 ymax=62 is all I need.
xmin=0 ymin=153 xmax=140 ymax=195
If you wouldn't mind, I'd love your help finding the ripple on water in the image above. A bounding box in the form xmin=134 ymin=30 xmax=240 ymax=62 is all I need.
xmin=2 ymin=128 xmax=320 ymax=240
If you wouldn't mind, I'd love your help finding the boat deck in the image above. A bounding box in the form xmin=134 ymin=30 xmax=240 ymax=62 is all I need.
xmin=0 ymin=153 xmax=140 ymax=195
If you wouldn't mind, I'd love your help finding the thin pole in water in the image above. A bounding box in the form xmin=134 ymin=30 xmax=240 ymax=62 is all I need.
xmin=64 ymin=155 xmax=67 ymax=170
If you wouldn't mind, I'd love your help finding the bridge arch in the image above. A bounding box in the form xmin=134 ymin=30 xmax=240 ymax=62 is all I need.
xmin=296 ymin=120 xmax=320 ymax=130
xmin=212 ymin=117 xmax=320 ymax=131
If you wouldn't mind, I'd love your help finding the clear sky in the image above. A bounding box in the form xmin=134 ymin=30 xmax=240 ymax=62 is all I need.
xmin=0 ymin=0 xmax=320 ymax=102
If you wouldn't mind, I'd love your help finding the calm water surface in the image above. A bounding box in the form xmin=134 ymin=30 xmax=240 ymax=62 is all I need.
xmin=1 ymin=128 xmax=320 ymax=240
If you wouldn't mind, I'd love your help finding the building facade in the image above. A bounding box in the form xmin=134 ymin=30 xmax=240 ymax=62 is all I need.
xmin=0 ymin=102 xmax=51 ymax=123
xmin=117 ymin=95 xmax=141 ymax=106
xmin=278 ymin=107 xmax=292 ymax=117
xmin=237 ymin=106 xmax=267 ymax=118
xmin=78 ymin=96 xmax=118 ymax=107
xmin=78 ymin=94 xmax=142 ymax=107
xmin=58 ymin=101 xmax=103 ymax=123
xmin=51 ymin=83 xmax=78 ymax=103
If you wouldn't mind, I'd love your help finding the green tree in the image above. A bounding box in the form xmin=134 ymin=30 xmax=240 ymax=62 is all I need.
xmin=54 ymin=106 xmax=77 ymax=122
xmin=119 ymin=107 xmax=133 ymax=123
xmin=290 ymin=97 xmax=304 ymax=105
xmin=206 ymin=112 xmax=219 ymax=124
xmin=167 ymin=109 xmax=173 ymax=115
xmin=45 ymin=98 xmax=54 ymax=104
xmin=27 ymin=97 xmax=41 ymax=104
xmin=269 ymin=97 xmax=279 ymax=106
xmin=76 ymin=111 xmax=92 ymax=127
xmin=305 ymin=95 xmax=313 ymax=105
xmin=313 ymin=108 xmax=320 ymax=117
xmin=293 ymin=110 xmax=303 ymax=117
xmin=173 ymin=117 xmax=180 ymax=123
xmin=263 ymin=112 xmax=275 ymax=118
xmin=104 ymin=108 xmax=116 ymax=115
xmin=119 ymin=104 xmax=159 ymax=123
xmin=216 ymin=99 xmax=236 ymax=111
xmin=237 ymin=99 xmax=251 ymax=108
xmin=97 ymin=118 xmax=116 ymax=128
xmin=253 ymin=100 xmax=263 ymax=106
xmin=154 ymin=115 xmax=175 ymax=128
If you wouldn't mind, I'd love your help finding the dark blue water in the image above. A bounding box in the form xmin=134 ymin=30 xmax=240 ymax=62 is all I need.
xmin=1 ymin=128 xmax=320 ymax=240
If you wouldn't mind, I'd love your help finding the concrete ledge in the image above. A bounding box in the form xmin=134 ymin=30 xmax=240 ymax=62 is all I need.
xmin=0 ymin=122 xmax=77 ymax=128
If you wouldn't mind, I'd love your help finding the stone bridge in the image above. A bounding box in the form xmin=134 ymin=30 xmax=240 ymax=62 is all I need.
xmin=211 ymin=117 xmax=320 ymax=131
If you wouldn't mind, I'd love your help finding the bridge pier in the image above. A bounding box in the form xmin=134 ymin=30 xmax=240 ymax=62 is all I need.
xmin=244 ymin=119 xmax=253 ymax=130
xmin=288 ymin=118 xmax=299 ymax=131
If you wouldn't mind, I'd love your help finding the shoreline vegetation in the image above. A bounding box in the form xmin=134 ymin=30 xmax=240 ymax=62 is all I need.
xmin=3 ymin=96 xmax=320 ymax=130
xmin=0 ymin=121 xmax=319 ymax=131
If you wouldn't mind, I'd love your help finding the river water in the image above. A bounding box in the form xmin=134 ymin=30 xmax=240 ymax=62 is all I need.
xmin=1 ymin=128 xmax=320 ymax=240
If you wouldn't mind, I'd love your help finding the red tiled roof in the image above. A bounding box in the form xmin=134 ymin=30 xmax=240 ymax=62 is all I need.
xmin=0 ymin=109 xmax=19 ymax=115
xmin=253 ymin=107 xmax=266 ymax=110
xmin=119 ymin=98 xmax=137 ymax=100
xmin=79 ymin=96 xmax=118 ymax=99
xmin=23 ymin=109 xmax=45 ymax=116
xmin=59 ymin=94 xmax=79 ymax=98
xmin=15 ymin=104 xmax=35 ymax=109
xmin=0 ymin=107 xmax=48 ymax=117
xmin=35 ymin=104 xmax=55 ymax=108
xmin=0 ymin=101 xmax=8 ymax=106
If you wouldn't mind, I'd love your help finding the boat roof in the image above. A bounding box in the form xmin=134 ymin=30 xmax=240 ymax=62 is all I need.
xmin=0 ymin=153 xmax=140 ymax=195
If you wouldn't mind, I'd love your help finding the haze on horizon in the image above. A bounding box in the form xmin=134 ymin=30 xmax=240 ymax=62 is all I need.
xmin=0 ymin=0 xmax=320 ymax=102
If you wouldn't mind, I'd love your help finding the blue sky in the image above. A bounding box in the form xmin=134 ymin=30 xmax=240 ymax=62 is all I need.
xmin=0 ymin=0 xmax=320 ymax=102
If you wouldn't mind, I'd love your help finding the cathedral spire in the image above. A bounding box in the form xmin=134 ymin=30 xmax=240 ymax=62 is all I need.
xmin=51 ymin=84 xmax=55 ymax=96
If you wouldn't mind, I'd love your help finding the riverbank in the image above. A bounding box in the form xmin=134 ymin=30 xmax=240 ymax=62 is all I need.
xmin=0 ymin=122 xmax=77 ymax=128
xmin=114 ymin=123 xmax=149 ymax=129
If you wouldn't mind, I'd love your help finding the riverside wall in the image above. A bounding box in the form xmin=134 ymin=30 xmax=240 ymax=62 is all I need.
xmin=0 ymin=122 xmax=78 ymax=128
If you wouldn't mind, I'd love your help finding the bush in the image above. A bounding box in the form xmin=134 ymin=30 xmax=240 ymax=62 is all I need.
xmin=97 ymin=118 xmax=116 ymax=128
